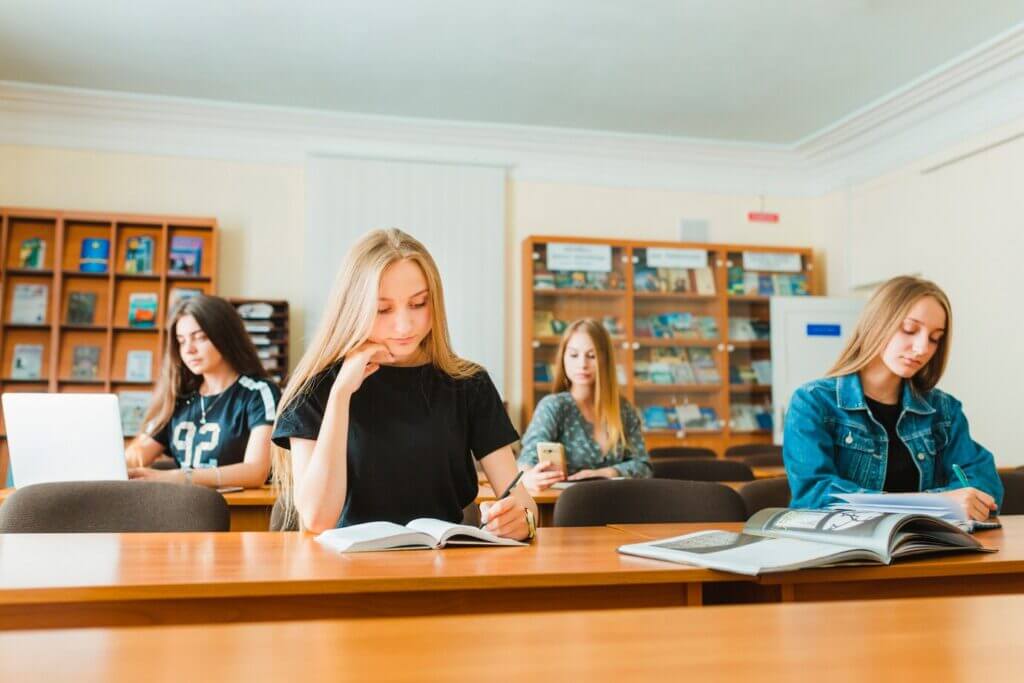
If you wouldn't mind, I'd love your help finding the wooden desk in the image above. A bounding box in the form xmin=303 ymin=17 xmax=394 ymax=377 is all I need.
xmin=0 ymin=486 xmax=275 ymax=532
xmin=613 ymin=515 xmax=1024 ymax=604
xmin=2 ymin=594 xmax=1022 ymax=681
xmin=0 ymin=527 xmax=734 ymax=631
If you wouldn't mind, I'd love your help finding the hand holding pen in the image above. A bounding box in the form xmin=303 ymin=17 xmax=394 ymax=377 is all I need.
xmin=479 ymin=470 xmax=529 ymax=539
xmin=944 ymin=464 xmax=998 ymax=521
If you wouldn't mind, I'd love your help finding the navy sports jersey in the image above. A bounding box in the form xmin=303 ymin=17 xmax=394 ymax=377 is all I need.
xmin=272 ymin=362 xmax=518 ymax=528
xmin=150 ymin=375 xmax=280 ymax=469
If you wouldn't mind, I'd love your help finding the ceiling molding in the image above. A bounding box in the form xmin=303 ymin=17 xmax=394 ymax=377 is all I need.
xmin=1 ymin=23 xmax=1023 ymax=198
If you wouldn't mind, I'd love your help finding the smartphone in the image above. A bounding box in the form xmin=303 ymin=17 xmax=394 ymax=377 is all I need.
xmin=536 ymin=441 xmax=567 ymax=476
xmin=216 ymin=486 xmax=244 ymax=494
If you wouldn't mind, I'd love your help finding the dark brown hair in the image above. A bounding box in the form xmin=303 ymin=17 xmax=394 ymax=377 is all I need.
xmin=142 ymin=295 xmax=270 ymax=436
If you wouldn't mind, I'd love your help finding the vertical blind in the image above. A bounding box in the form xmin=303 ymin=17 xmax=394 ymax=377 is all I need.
xmin=304 ymin=156 xmax=507 ymax=393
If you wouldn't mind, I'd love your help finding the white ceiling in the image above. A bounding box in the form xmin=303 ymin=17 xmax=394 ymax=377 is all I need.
xmin=1 ymin=1 xmax=1023 ymax=144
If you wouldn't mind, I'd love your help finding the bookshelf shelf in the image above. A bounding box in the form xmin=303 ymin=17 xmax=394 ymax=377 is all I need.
xmin=523 ymin=236 xmax=815 ymax=456
xmin=227 ymin=297 xmax=290 ymax=386
xmin=168 ymin=274 xmax=213 ymax=282
xmin=532 ymin=288 xmax=625 ymax=299
xmin=0 ymin=206 xmax=219 ymax=484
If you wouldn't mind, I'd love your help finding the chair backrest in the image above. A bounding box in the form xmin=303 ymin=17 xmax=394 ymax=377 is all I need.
xmin=999 ymin=470 xmax=1024 ymax=515
xmin=725 ymin=444 xmax=782 ymax=458
xmin=738 ymin=452 xmax=784 ymax=467
xmin=552 ymin=479 xmax=747 ymax=526
xmin=652 ymin=458 xmax=755 ymax=482
xmin=648 ymin=446 xmax=716 ymax=460
xmin=0 ymin=481 xmax=230 ymax=532
xmin=738 ymin=477 xmax=791 ymax=517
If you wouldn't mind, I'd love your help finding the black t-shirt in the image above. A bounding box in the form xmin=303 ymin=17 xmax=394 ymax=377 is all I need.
xmin=272 ymin=362 xmax=518 ymax=528
xmin=865 ymin=396 xmax=919 ymax=493
xmin=151 ymin=375 xmax=281 ymax=469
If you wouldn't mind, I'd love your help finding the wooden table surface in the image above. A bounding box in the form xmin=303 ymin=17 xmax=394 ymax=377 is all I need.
xmin=2 ymin=593 xmax=1022 ymax=681
xmin=612 ymin=515 xmax=1024 ymax=603
xmin=0 ymin=526 xmax=726 ymax=630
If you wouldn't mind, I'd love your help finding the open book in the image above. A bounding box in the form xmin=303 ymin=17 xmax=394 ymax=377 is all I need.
xmin=831 ymin=492 xmax=1001 ymax=532
xmin=315 ymin=519 xmax=527 ymax=553
xmin=617 ymin=507 xmax=994 ymax=576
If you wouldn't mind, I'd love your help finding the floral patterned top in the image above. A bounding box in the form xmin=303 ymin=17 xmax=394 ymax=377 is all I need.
xmin=518 ymin=392 xmax=652 ymax=478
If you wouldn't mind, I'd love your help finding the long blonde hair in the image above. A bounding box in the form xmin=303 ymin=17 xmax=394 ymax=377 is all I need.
xmin=553 ymin=319 xmax=626 ymax=450
xmin=827 ymin=275 xmax=953 ymax=393
xmin=271 ymin=229 xmax=479 ymax=525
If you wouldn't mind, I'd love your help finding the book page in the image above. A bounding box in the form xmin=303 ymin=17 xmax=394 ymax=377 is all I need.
xmin=315 ymin=522 xmax=436 ymax=553
xmin=407 ymin=518 xmax=526 ymax=547
xmin=747 ymin=508 xmax=898 ymax=558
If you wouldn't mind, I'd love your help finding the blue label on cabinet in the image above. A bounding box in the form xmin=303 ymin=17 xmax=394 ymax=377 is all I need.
xmin=807 ymin=324 xmax=841 ymax=337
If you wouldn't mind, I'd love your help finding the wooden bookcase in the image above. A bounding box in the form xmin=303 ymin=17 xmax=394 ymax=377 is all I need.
xmin=523 ymin=236 xmax=817 ymax=458
xmin=227 ymin=297 xmax=290 ymax=386
xmin=0 ymin=207 xmax=218 ymax=483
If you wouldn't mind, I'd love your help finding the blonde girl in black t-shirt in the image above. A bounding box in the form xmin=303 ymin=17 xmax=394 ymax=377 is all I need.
xmin=272 ymin=229 xmax=536 ymax=537
xmin=126 ymin=295 xmax=280 ymax=489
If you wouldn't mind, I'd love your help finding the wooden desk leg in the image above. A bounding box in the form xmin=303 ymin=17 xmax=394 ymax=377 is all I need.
xmin=686 ymin=583 xmax=703 ymax=607
xmin=538 ymin=503 xmax=555 ymax=527
xmin=229 ymin=507 xmax=272 ymax=532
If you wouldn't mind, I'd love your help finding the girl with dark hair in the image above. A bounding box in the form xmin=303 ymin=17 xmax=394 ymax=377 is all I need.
xmin=126 ymin=295 xmax=281 ymax=489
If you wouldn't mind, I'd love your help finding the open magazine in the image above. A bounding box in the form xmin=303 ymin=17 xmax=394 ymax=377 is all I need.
xmin=315 ymin=519 xmax=526 ymax=553
xmin=617 ymin=507 xmax=994 ymax=576
xmin=831 ymin=492 xmax=1001 ymax=532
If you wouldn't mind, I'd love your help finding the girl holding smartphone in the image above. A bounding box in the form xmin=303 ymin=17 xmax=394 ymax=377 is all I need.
xmin=518 ymin=319 xmax=652 ymax=490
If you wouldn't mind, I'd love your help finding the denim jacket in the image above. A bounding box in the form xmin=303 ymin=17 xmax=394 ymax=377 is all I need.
xmin=783 ymin=374 xmax=1003 ymax=510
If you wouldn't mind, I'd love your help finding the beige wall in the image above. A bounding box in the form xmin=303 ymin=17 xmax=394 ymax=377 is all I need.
xmin=0 ymin=144 xmax=306 ymax=338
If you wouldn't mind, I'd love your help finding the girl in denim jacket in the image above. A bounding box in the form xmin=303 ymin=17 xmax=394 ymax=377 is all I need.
xmin=784 ymin=276 xmax=1002 ymax=520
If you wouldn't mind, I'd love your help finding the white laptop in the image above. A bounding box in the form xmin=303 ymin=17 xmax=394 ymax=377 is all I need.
xmin=2 ymin=393 xmax=129 ymax=488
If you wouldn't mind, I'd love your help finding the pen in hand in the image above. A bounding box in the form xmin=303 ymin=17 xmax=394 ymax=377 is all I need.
xmin=952 ymin=464 xmax=970 ymax=488
xmin=479 ymin=470 xmax=524 ymax=529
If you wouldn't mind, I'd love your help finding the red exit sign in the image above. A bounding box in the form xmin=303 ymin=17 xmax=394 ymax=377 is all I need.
xmin=748 ymin=211 xmax=779 ymax=223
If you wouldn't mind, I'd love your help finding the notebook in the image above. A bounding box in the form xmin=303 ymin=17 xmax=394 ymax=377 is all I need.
xmin=831 ymin=492 xmax=1001 ymax=532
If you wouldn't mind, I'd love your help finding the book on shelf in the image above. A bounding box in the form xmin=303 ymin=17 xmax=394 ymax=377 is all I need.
xmin=235 ymin=302 xmax=274 ymax=319
xmin=831 ymin=493 xmax=1002 ymax=533
xmin=751 ymin=359 xmax=772 ymax=385
xmin=79 ymin=238 xmax=110 ymax=273
xmin=261 ymin=358 xmax=279 ymax=370
xmin=168 ymin=287 xmax=203 ymax=312
xmin=533 ymin=362 xmax=553 ymax=382
xmin=243 ymin=321 xmax=273 ymax=333
xmin=18 ymin=237 xmax=46 ymax=269
xmin=697 ymin=316 xmax=719 ymax=340
xmin=601 ymin=315 xmax=623 ymax=337
xmin=743 ymin=272 xmax=760 ymax=295
xmin=11 ymin=344 xmax=43 ymax=380
xmin=729 ymin=317 xmax=757 ymax=341
xmin=727 ymin=266 xmax=745 ymax=294
xmin=66 ymin=291 xmax=97 ymax=325
xmin=127 ymin=292 xmax=159 ymax=328
xmin=634 ymin=267 xmax=660 ymax=292
xmin=71 ymin=345 xmax=101 ymax=380
xmin=256 ymin=345 xmax=280 ymax=359
xmin=675 ymin=403 xmax=704 ymax=429
xmin=123 ymin=236 xmax=155 ymax=274
xmin=532 ymin=270 xmax=555 ymax=289
xmin=315 ymin=519 xmax=526 ymax=553
xmin=168 ymin=236 xmax=204 ymax=276
xmin=125 ymin=350 xmax=153 ymax=382
xmin=118 ymin=391 xmax=152 ymax=436
xmin=647 ymin=362 xmax=675 ymax=385
xmin=617 ymin=507 xmax=992 ymax=577
xmin=731 ymin=403 xmax=773 ymax=431
xmin=751 ymin=319 xmax=771 ymax=340
xmin=757 ymin=273 xmax=774 ymax=296
xmin=10 ymin=283 xmax=48 ymax=324
xmin=249 ymin=335 xmax=272 ymax=346
xmin=687 ymin=348 xmax=720 ymax=384
xmin=693 ymin=266 xmax=716 ymax=294
xmin=641 ymin=405 xmax=672 ymax=430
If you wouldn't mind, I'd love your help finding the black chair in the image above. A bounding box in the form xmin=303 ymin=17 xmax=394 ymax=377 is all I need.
xmin=552 ymin=479 xmax=747 ymax=526
xmin=725 ymin=444 xmax=782 ymax=459
xmin=150 ymin=457 xmax=180 ymax=470
xmin=648 ymin=446 xmax=716 ymax=460
xmin=0 ymin=481 xmax=230 ymax=532
xmin=739 ymin=477 xmax=791 ymax=517
xmin=652 ymin=458 xmax=754 ymax=482
xmin=999 ymin=470 xmax=1024 ymax=515
xmin=738 ymin=452 xmax=784 ymax=468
